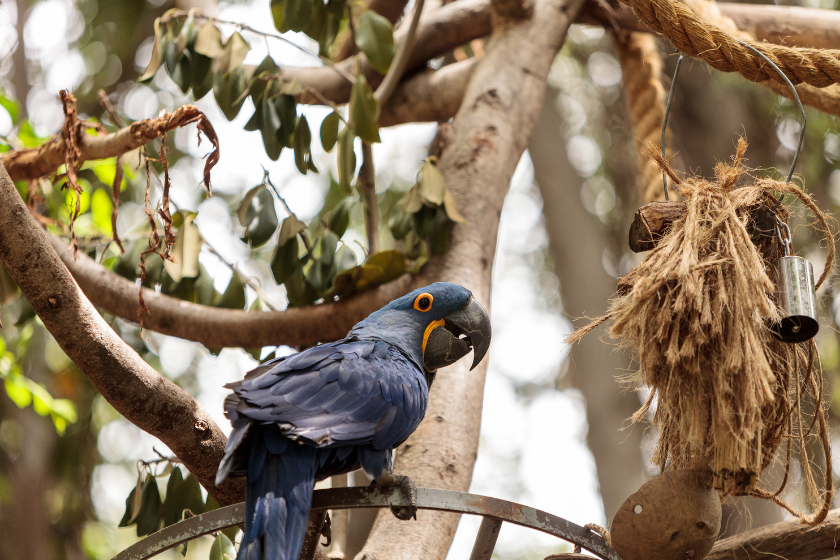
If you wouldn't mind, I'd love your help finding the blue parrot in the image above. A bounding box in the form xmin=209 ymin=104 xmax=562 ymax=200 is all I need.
xmin=216 ymin=282 xmax=491 ymax=560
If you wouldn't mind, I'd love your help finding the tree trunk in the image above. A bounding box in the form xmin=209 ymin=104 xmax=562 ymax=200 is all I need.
xmin=529 ymin=87 xmax=647 ymax=523
xmin=355 ymin=0 xmax=586 ymax=558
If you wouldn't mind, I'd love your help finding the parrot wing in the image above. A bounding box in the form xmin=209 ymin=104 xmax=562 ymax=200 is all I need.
xmin=225 ymin=338 xmax=427 ymax=451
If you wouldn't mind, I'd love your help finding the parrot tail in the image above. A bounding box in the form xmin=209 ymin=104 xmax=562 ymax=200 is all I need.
xmin=238 ymin=426 xmax=317 ymax=560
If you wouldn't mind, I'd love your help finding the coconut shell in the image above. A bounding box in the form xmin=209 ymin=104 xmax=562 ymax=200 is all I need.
xmin=611 ymin=470 xmax=721 ymax=560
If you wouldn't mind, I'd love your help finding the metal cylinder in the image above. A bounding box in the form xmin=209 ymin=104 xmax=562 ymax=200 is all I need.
xmin=772 ymin=256 xmax=819 ymax=343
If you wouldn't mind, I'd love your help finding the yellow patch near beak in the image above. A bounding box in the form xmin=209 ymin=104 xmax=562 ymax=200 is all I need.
xmin=422 ymin=319 xmax=446 ymax=361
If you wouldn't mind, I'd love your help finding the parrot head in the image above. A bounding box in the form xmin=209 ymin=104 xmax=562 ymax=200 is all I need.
xmin=349 ymin=282 xmax=491 ymax=374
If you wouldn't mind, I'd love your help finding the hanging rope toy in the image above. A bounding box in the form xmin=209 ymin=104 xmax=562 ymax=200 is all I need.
xmin=568 ymin=46 xmax=835 ymax=526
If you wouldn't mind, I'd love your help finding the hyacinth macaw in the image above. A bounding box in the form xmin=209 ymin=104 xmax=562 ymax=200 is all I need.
xmin=216 ymin=282 xmax=491 ymax=560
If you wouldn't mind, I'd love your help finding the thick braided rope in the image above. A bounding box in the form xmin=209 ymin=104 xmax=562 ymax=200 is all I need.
xmin=620 ymin=0 xmax=840 ymax=88
xmin=617 ymin=32 xmax=670 ymax=203
xmin=678 ymin=0 xmax=840 ymax=118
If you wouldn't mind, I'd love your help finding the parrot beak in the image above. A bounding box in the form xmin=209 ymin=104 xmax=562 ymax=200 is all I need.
xmin=425 ymin=296 xmax=491 ymax=371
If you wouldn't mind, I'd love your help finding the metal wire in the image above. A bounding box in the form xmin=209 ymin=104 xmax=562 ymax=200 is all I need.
xmin=659 ymin=43 xmax=807 ymax=207
xmin=661 ymin=54 xmax=684 ymax=201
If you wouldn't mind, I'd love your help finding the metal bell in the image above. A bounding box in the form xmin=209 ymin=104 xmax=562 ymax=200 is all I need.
xmin=772 ymin=220 xmax=819 ymax=343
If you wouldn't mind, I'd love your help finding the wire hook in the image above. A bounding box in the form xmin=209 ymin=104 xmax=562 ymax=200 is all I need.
xmin=658 ymin=41 xmax=806 ymax=207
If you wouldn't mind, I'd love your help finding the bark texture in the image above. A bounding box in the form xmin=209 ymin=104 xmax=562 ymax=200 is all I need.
xmin=354 ymin=0 xmax=586 ymax=558
xmin=0 ymin=163 xmax=243 ymax=505
xmin=530 ymin=89 xmax=646 ymax=522
xmin=707 ymin=508 xmax=840 ymax=560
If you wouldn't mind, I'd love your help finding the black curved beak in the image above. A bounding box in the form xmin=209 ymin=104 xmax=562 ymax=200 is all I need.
xmin=424 ymin=296 xmax=491 ymax=371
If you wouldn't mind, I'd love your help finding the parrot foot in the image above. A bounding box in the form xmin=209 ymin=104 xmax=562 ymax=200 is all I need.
xmin=320 ymin=512 xmax=332 ymax=546
xmin=373 ymin=473 xmax=417 ymax=520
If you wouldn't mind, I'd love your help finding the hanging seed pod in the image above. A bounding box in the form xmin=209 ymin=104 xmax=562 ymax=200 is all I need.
xmin=611 ymin=470 xmax=721 ymax=560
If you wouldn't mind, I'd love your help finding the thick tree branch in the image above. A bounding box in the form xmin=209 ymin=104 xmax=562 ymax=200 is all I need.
xmin=380 ymin=58 xmax=478 ymax=126
xmin=46 ymin=233 xmax=414 ymax=349
xmin=1 ymin=105 xmax=219 ymax=184
xmin=579 ymin=2 xmax=840 ymax=50
xmin=287 ymin=0 xmax=840 ymax=111
xmin=334 ymin=0 xmax=412 ymax=61
xmin=0 ymin=163 xmax=243 ymax=506
xmin=356 ymin=0 xmax=586 ymax=557
xmin=707 ymin=508 xmax=840 ymax=560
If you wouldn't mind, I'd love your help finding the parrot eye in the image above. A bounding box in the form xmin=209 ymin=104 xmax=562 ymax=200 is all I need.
xmin=414 ymin=293 xmax=433 ymax=312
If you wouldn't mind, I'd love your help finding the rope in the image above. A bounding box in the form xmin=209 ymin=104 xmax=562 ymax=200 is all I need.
xmin=618 ymin=33 xmax=671 ymax=203
xmin=619 ymin=0 xmax=840 ymax=89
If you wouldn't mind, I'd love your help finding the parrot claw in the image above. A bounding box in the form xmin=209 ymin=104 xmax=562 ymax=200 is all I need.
xmin=320 ymin=512 xmax=332 ymax=546
xmin=373 ymin=473 xmax=418 ymax=520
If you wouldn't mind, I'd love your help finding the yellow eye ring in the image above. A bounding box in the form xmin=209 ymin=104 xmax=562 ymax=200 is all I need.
xmin=413 ymin=293 xmax=433 ymax=312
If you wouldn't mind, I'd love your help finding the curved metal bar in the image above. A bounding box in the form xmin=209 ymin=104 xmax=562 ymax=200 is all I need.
xmin=112 ymin=487 xmax=620 ymax=560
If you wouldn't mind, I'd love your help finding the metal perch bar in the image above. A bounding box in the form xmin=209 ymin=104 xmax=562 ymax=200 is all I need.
xmin=111 ymin=487 xmax=620 ymax=560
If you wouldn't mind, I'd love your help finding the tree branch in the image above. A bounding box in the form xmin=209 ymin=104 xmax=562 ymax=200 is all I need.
xmin=707 ymin=508 xmax=840 ymax=560
xmin=0 ymin=163 xmax=243 ymax=506
xmin=356 ymin=0 xmax=586 ymax=556
xmin=46 ymin=232 xmax=414 ymax=349
xmin=374 ymin=0 xmax=426 ymax=106
xmin=358 ymin=143 xmax=380 ymax=255
xmin=1 ymin=105 xmax=219 ymax=186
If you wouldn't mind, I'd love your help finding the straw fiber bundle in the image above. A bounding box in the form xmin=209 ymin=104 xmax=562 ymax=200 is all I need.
xmin=569 ymin=138 xmax=835 ymax=523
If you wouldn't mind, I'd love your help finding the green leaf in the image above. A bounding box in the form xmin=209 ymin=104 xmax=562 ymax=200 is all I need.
xmin=320 ymin=111 xmax=339 ymax=152
xmin=285 ymin=267 xmax=320 ymax=307
xmin=260 ymin=96 xmax=283 ymax=160
xmin=328 ymin=198 xmax=351 ymax=237
xmin=276 ymin=95 xmax=298 ymax=148
xmin=419 ymin=157 xmax=446 ymax=205
xmin=355 ymin=10 xmax=395 ymax=75
xmin=216 ymin=31 xmax=251 ymax=75
xmin=161 ymin=471 xmax=205 ymax=528
xmin=210 ymin=533 xmax=237 ymax=560
xmin=388 ymin=210 xmax=412 ymax=240
xmin=303 ymin=0 xmax=326 ymax=41
xmin=443 ymin=187 xmax=466 ymax=224
xmin=271 ymin=0 xmax=290 ymax=33
xmin=189 ymin=49 xmax=214 ymax=101
xmin=245 ymin=101 xmax=263 ymax=132
xmin=429 ymin=207 xmax=450 ymax=255
xmin=271 ymin=236 xmax=300 ymax=285
xmin=90 ymin=188 xmax=113 ymax=235
xmin=135 ymin=474 xmax=162 ymax=537
xmin=334 ymin=244 xmax=357 ymax=271
xmin=277 ymin=214 xmax=307 ymax=246
xmin=160 ymin=467 xmax=185 ymax=527
xmin=119 ymin=470 xmax=144 ymax=527
xmin=213 ymin=65 xmax=249 ymax=121
xmin=238 ymin=185 xmax=279 ymax=247
xmin=0 ymin=90 xmax=20 ymax=123
xmin=216 ymin=274 xmax=246 ymax=309
xmin=193 ymin=23 xmax=224 ymax=57
xmin=337 ymin=126 xmax=356 ymax=194
xmin=349 ymin=76 xmax=380 ymax=143
xmin=284 ymin=0 xmax=313 ymax=33
xmin=293 ymin=116 xmax=314 ymax=175
xmin=401 ymin=184 xmax=423 ymax=214
xmin=248 ymin=56 xmax=279 ymax=103
xmin=320 ymin=0 xmax=344 ymax=56
xmin=163 ymin=212 xmax=203 ymax=282
xmin=139 ymin=21 xmax=164 ymax=82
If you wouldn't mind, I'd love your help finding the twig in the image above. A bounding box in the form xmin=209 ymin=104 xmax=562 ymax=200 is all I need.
xmin=263 ymin=171 xmax=314 ymax=254
xmin=374 ymin=0 xmax=427 ymax=105
xmin=159 ymin=11 xmax=356 ymax=84
xmin=358 ymin=143 xmax=379 ymax=254
xmin=203 ymin=241 xmax=283 ymax=311
xmin=97 ymin=90 xmax=127 ymax=253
